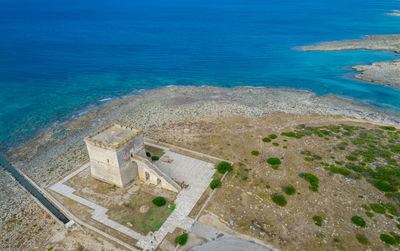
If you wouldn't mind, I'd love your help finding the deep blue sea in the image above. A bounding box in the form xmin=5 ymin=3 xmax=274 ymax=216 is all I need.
xmin=1 ymin=0 xmax=400 ymax=152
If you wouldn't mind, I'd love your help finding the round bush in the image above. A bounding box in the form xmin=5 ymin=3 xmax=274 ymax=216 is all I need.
xmin=152 ymin=196 xmax=166 ymax=207
xmin=269 ymin=134 xmax=277 ymax=139
xmin=312 ymin=216 xmax=323 ymax=227
xmin=262 ymin=137 xmax=271 ymax=142
xmin=175 ymin=233 xmax=188 ymax=245
xmin=210 ymin=179 xmax=221 ymax=189
xmin=251 ymin=150 xmax=260 ymax=156
xmin=151 ymin=155 xmax=160 ymax=161
xmin=271 ymin=193 xmax=287 ymax=207
xmin=146 ymin=151 xmax=151 ymax=157
xmin=267 ymin=158 xmax=281 ymax=165
xmin=351 ymin=216 xmax=366 ymax=227
xmin=380 ymin=234 xmax=396 ymax=245
xmin=356 ymin=233 xmax=369 ymax=245
xmin=217 ymin=161 xmax=233 ymax=174
xmin=282 ymin=185 xmax=296 ymax=195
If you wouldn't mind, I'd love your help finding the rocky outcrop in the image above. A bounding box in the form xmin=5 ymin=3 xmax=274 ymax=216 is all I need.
xmin=352 ymin=60 xmax=400 ymax=87
xmin=301 ymin=35 xmax=400 ymax=87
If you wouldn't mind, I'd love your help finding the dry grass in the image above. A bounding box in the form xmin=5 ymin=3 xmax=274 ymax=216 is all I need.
xmin=149 ymin=113 xmax=399 ymax=250
xmin=108 ymin=189 xmax=175 ymax=235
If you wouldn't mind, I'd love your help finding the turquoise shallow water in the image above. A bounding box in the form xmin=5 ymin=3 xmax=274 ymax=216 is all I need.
xmin=1 ymin=0 xmax=400 ymax=152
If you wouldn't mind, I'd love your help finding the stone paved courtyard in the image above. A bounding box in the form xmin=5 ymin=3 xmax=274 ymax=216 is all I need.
xmin=49 ymin=142 xmax=215 ymax=250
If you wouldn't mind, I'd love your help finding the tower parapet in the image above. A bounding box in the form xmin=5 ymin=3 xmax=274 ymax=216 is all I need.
xmin=84 ymin=123 xmax=145 ymax=187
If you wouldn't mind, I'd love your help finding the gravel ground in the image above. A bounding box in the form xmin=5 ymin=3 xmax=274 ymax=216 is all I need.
xmin=2 ymin=85 xmax=400 ymax=248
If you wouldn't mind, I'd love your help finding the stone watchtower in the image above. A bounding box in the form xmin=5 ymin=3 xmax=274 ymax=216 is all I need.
xmin=84 ymin=123 xmax=146 ymax=187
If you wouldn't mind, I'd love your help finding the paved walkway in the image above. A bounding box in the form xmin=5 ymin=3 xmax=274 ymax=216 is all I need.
xmin=50 ymin=143 xmax=215 ymax=250
xmin=137 ymin=146 xmax=215 ymax=250
xmin=49 ymin=163 xmax=143 ymax=240
xmin=191 ymin=221 xmax=232 ymax=240
xmin=190 ymin=236 xmax=271 ymax=251
xmin=190 ymin=222 xmax=272 ymax=251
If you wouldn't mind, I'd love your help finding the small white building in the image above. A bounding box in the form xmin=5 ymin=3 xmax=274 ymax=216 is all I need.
xmin=84 ymin=123 xmax=180 ymax=192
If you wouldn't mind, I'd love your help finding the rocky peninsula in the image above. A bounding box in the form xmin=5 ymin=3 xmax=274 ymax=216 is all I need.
xmin=386 ymin=10 xmax=400 ymax=17
xmin=2 ymin=86 xmax=400 ymax=250
xmin=302 ymin=35 xmax=400 ymax=87
xmin=352 ymin=60 xmax=400 ymax=87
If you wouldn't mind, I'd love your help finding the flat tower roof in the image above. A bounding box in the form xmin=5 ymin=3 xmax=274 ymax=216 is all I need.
xmin=85 ymin=123 xmax=141 ymax=149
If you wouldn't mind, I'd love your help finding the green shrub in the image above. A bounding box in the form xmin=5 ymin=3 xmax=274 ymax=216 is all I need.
xmin=267 ymin=158 xmax=281 ymax=165
xmin=370 ymin=203 xmax=386 ymax=214
xmin=380 ymin=234 xmax=396 ymax=245
xmin=365 ymin=212 xmax=374 ymax=218
xmin=305 ymin=156 xmax=314 ymax=161
xmin=267 ymin=158 xmax=281 ymax=169
xmin=269 ymin=134 xmax=277 ymax=139
xmin=281 ymin=131 xmax=295 ymax=137
xmin=356 ymin=233 xmax=369 ymax=245
xmin=381 ymin=126 xmax=396 ymax=131
xmin=384 ymin=203 xmax=398 ymax=216
xmin=312 ymin=216 xmax=323 ymax=226
xmin=371 ymin=180 xmax=398 ymax=192
xmin=329 ymin=166 xmax=351 ymax=176
xmin=175 ymin=233 xmax=188 ymax=245
xmin=146 ymin=151 xmax=151 ymax=157
xmin=271 ymin=193 xmax=287 ymax=206
xmin=262 ymin=137 xmax=271 ymax=142
xmin=152 ymin=196 xmax=166 ymax=207
xmin=351 ymin=216 xmax=366 ymax=227
xmin=210 ymin=179 xmax=221 ymax=189
xmin=299 ymin=173 xmax=319 ymax=192
xmin=272 ymin=142 xmax=279 ymax=146
xmin=386 ymin=214 xmax=394 ymax=219
xmin=217 ymin=161 xmax=233 ymax=174
xmin=282 ymin=185 xmax=296 ymax=195
xmin=151 ymin=155 xmax=160 ymax=161
xmin=391 ymin=232 xmax=400 ymax=244
xmin=108 ymin=184 xmax=117 ymax=191
xmin=251 ymin=150 xmax=260 ymax=156
xmin=346 ymin=155 xmax=358 ymax=161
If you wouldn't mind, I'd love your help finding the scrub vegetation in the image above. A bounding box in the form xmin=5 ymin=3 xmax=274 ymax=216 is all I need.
xmin=153 ymin=114 xmax=400 ymax=250
xmin=271 ymin=193 xmax=287 ymax=207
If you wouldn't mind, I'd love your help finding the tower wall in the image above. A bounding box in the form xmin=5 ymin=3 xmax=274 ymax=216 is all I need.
xmin=85 ymin=141 xmax=126 ymax=187
xmin=84 ymin=127 xmax=146 ymax=187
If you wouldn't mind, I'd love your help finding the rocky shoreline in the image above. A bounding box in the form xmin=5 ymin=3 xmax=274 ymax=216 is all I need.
xmin=352 ymin=60 xmax=400 ymax=87
xmin=302 ymin=35 xmax=400 ymax=88
xmin=7 ymin=86 xmax=400 ymax=184
xmin=301 ymin=35 xmax=400 ymax=53
xmin=2 ymin=86 xmax=400 ymax=249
